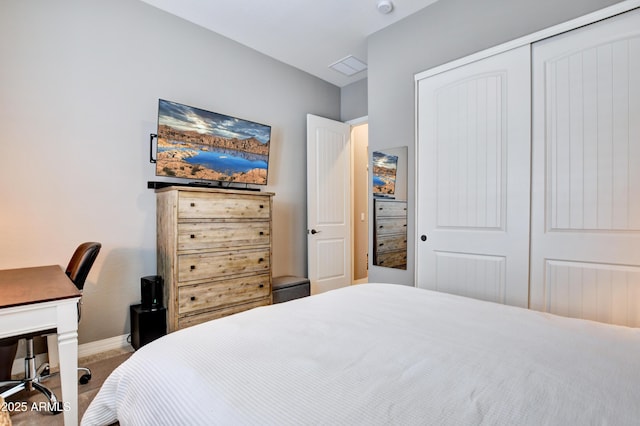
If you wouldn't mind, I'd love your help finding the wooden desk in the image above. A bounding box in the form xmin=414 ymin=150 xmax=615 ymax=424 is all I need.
xmin=0 ymin=265 xmax=81 ymax=426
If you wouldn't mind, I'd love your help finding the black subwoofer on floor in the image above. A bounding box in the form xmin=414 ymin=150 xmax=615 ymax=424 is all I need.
xmin=130 ymin=304 xmax=166 ymax=350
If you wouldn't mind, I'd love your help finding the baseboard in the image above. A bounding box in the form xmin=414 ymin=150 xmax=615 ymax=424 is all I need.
xmin=11 ymin=334 xmax=132 ymax=376
xmin=78 ymin=334 xmax=131 ymax=359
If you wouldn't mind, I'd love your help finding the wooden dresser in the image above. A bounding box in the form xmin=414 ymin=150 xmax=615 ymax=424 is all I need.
xmin=373 ymin=199 xmax=408 ymax=269
xmin=156 ymin=186 xmax=274 ymax=332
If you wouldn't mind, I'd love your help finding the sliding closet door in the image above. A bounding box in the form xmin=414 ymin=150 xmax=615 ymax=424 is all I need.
xmin=416 ymin=45 xmax=531 ymax=307
xmin=530 ymin=9 xmax=640 ymax=326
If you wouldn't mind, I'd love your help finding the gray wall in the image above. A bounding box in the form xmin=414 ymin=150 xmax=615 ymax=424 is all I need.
xmin=341 ymin=78 xmax=368 ymax=122
xmin=0 ymin=0 xmax=339 ymax=344
xmin=366 ymin=0 xmax=626 ymax=285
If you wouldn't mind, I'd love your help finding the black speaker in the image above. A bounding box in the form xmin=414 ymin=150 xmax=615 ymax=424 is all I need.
xmin=130 ymin=304 xmax=166 ymax=350
xmin=141 ymin=275 xmax=163 ymax=310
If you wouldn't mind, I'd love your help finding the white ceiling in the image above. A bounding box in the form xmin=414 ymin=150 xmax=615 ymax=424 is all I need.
xmin=139 ymin=0 xmax=440 ymax=87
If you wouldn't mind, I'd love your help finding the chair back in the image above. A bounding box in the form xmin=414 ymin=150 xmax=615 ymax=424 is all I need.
xmin=65 ymin=242 xmax=101 ymax=291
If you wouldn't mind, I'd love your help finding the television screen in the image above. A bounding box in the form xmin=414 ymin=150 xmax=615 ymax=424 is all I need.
xmin=372 ymin=151 xmax=398 ymax=196
xmin=156 ymin=99 xmax=271 ymax=185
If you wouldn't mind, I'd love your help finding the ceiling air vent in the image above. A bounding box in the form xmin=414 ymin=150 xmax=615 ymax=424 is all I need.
xmin=329 ymin=55 xmax=367 ymax=76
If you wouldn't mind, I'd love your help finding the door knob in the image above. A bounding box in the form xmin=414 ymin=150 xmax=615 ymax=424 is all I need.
xmin=310 ymin=229 xmax=321 ymax=235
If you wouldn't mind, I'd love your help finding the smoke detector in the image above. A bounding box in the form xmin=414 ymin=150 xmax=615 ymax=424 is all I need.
xmin=377 ymin=0 xmax=394 ymax=14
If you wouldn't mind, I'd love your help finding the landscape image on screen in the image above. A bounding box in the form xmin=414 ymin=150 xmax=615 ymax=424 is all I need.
xmin=156 ymin=99 xmax=271 ymax=185
xmin=372 ymin=151 xmax=398 ymax=196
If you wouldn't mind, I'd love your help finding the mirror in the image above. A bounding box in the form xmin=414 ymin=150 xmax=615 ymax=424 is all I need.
xmin=372 ymin=146 xmax=408 ymax=270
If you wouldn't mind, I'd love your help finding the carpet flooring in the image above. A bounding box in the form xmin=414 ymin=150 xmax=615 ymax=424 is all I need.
xmin=5 ymin=348 xmax=133 ymax=425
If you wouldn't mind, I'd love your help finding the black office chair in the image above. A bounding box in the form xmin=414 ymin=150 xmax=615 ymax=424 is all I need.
xmin=0 ymin=242 xmax=101 ymax=411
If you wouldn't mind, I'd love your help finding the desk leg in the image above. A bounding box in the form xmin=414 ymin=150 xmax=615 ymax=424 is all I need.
xmin=46 ymin=334 xmax=60 ymax=370
xmin=58 ymin=329 xmax=78 ymax=425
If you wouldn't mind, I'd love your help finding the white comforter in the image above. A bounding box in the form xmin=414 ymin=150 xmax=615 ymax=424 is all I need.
xmin=82 ymin=284 xmax=640 ymax=425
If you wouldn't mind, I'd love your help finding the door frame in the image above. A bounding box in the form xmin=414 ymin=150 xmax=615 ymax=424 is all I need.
xmin=347 ymin=116 xmax=369 ymax=285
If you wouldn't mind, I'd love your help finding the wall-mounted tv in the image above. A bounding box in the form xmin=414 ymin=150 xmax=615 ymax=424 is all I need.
xmin=155 ymin=99 xmax=271 ymax=186
xmin=372 ymin=151 xmax=398 ymax=197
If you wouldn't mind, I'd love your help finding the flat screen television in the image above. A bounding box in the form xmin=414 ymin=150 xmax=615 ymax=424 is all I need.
xmin=372 ymin=151 xmax=398 ymax=197
xmin=155 ymin=99 xmax=271 ymax=186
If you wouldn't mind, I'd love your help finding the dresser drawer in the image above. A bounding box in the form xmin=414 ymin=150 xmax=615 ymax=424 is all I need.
xmin=177 ymin=298 xmax=270 ymax=329
xmin=375 ymin=251 xmax=407 ymax=268
xmin=375 ymin=233 xmax=407 ymax=252
xmin=178 ymin=192 xmax=270 ymax=219
xmin=178 ymin=222 xmax=270 ymax=252
xmin=375 ymin=200 xmax=407 ymax=217
xmin=178 ymin=248 xmax=270 ymax=282
xmin=178 ymin=274 xmax=270 ymax=315
xmin=375 ymin=217 xmax=407 ymax=235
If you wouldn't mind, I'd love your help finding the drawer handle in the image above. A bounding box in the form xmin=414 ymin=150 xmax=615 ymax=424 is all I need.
xmin=190 ymin=234 xmax=195 ymax=239
xmin=259 ymin=284 xmax=264 ymax=288
xmin=190 ymin=296 xmax=196 ymax=301
xmin=259 ymin=204 xmax=264 ymax=208
xmin=379 ymin=243 xmax=384 ymax=247
xmin=190 ymin=265 xmax=196 ymax=270
xmin=379 ymin=225 xmax=384 ymax=229
xmin=258 ymin=258 xmax=264 ymax=263
xmin=190 ymin=202 xmax=195 ymax=207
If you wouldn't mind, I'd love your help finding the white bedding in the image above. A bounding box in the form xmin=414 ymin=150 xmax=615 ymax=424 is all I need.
xmin=82 ymin=284 xmax=640 ymax=425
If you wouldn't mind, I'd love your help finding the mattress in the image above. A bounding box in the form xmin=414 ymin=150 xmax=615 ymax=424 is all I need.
xmin=82 ymin=283 xmax=640 ymax=425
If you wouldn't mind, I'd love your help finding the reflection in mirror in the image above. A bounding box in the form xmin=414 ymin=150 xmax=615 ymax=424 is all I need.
xmin=372 ymin=147 xmax=408 ymax=270
xmin=372 ymin=151 xmax=399 ymax=197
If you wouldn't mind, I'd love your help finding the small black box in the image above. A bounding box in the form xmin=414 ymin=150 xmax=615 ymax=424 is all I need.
xmin=141 ymin=275 xmax=163 ymax=310
xmin=272 ymin=276 xmax=311 ymax=304
xmin=130 ymin=304 xmax=167 ymax=350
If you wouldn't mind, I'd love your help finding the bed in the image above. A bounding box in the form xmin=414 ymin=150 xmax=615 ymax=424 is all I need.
xmin=82 ymin=284 xmax=640 ymax=425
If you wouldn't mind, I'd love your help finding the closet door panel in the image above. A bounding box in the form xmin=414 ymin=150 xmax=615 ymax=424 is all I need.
xmin=416 ymin=45 xmax=531 ymax=307
xmin=530 ymin=9 xmax=640 ymax=326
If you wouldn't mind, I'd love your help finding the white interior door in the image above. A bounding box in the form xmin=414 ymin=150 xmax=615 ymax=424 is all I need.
xmin=416 ymin=45 xmax=531 ymax=307
xmin=307 ymin=114 xmax=352 ymax=294
xmin=530 ymin=9 xmax=640 ymax=326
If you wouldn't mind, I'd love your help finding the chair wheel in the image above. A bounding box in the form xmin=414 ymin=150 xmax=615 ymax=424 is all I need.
xmin=79 ymin=373 xmax=91 ymax=384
